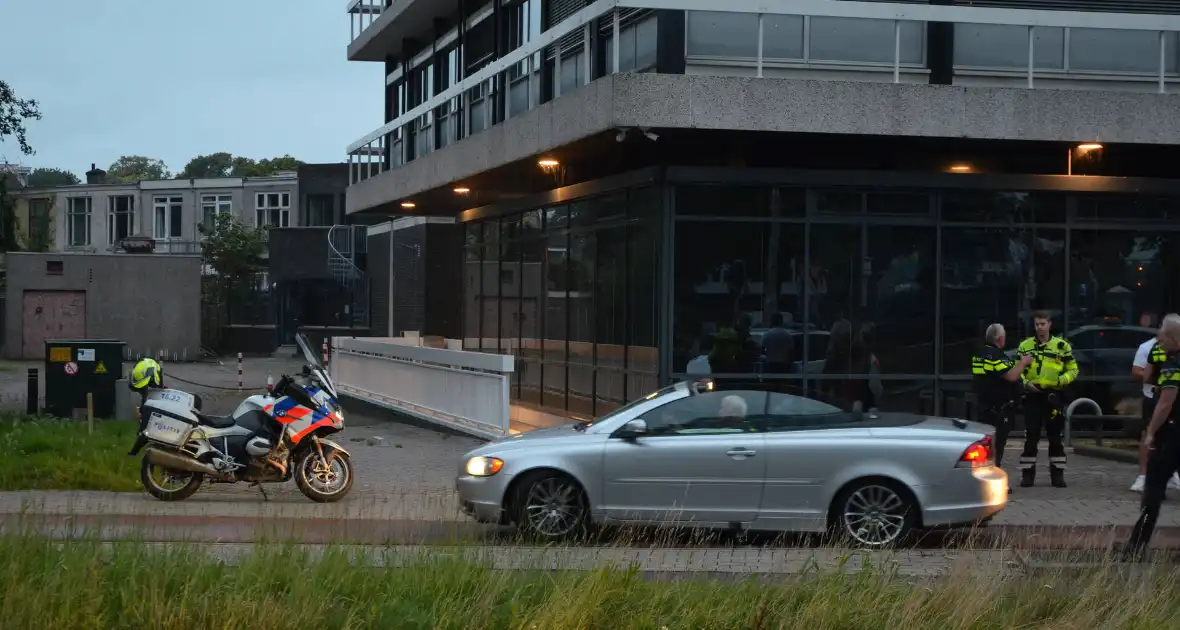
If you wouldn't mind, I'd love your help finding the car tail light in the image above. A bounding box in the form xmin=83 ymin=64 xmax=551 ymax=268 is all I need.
xmin=956 ymin=435 xmax=993 ymax=469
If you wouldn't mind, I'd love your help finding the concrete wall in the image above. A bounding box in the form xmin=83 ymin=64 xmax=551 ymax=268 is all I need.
xmin=347 ymin=72 xmax=1180 ymax=213
xmin=4 ymin=252 xmax=202 ymax=360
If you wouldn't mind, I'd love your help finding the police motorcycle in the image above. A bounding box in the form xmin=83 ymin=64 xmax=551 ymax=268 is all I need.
xmin=128 ymin=333 xmax=354 ymax=503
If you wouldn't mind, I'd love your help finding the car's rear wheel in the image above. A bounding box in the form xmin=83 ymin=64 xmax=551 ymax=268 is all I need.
xmin=831 ymin=478 xmax=917 ymax=547
xmin=512 ymin=471 xmax=589 ymax=541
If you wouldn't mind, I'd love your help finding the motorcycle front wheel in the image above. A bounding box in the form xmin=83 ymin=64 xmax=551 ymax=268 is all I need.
xmin=293 ymin=447 xmax=354 ymax=503
xmin=140 ymin=457 xmax=203 ymax=501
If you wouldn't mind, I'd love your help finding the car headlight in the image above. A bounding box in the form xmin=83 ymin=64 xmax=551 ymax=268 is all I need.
xmin=465 ymin=456 xmax=504 ymax=477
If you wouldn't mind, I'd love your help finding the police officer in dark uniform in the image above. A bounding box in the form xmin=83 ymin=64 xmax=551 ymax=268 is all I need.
xmin=1125 ymin=314 xmax=1180 ymax=558
xmin=972 ymin=323 xmax=1033 ymax=492
xmin=1016 ymin=311 xmax=1079 ymax=489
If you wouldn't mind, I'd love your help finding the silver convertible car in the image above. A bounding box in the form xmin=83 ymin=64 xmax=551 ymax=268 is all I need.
xmin=456 ymin=380 xmax=1008 ymax=546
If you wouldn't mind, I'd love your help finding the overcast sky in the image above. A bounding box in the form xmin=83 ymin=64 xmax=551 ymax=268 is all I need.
xmin=0 ymin=0 xmax=381 ymax=178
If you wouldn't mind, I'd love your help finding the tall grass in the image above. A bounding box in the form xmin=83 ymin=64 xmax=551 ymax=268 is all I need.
xmin=0 ymin=416 xmax=140 ymax=491
xmin=1 ymin=534 xmax=1179 ymax=629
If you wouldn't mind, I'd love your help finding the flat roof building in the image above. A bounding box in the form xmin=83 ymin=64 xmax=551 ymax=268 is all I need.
xmin=344 ymin=0 xmax=1180 ymax=419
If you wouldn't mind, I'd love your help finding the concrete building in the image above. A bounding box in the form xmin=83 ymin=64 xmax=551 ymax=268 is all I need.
xmin=10 ymin=167 xmax=300 ymax=254
xmin=343 ymin=0 xmax=1180 ymax=418
xmin=4 ymin=252 xmax=201 ymax=360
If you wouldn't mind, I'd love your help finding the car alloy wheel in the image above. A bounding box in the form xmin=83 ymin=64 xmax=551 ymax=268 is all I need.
xmin=522 ymin=476 xmax=585 ymax=539
xmin=841 ymin=483 xmax=911 ymax=547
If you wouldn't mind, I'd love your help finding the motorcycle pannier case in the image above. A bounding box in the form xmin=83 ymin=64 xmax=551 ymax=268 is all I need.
xmin=142 ymin=411 xmax=196 ymax=447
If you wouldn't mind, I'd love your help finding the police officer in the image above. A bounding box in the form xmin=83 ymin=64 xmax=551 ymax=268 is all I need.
xmin=973 ymin=323 xmax=1033 ymax=492
xmin=1017 ymin=311 xmax=1079 ymax=489
xmin=1125 ymin=314 xmax=1180 ymax=558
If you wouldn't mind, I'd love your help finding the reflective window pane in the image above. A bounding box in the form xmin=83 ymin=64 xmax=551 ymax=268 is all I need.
xmin=567 ymin=232 xmax=595 ymax=415
xmin=763 ymin=14 xmax=804 ymax=59
xmin=942 ymin=191 xmax=1066 ymax=223
xmin=940 ymin=227 xmax=1067 ymax=378
xmin=1075 ymin=194 xmax=1180 ymax=223
xmin=543 ymin=208 xmax=569 ymax=410
xmin=596 ymin=225 xmax=627 ymax=412
xmin=808 ymin=224 xmax=936 ymax=376
xmin=808 ymin=17 xmax=924 ymax=65
xmin=954 ymin=24 xmax=1064 ymax=69
xmin=687 ymin=11 xmax=759 ymax=57
xmin=463 ymin=223 xmax=482 ymax=350
xmin=676 ymin=184 xmax=783 ymax=218
xmin=480 ymin=218 xmax=501 ymax=353
xmin=1070 ymin=29 xmax=1175 ymax=74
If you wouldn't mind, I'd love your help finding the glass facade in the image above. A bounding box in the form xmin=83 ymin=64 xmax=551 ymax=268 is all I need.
xmin=672 ymin=183 xmax=1180 ymax=419
xmin=463 ymin=185 xmax=662 ymax=416
xmin=464 ymin=174 xmax=1180 ymax=420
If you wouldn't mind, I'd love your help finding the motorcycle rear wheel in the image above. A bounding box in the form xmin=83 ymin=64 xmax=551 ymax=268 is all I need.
xmin=140 ymin=457 xmax=203 ymax=501
xmin=294 ymin=448 xmax=353 ymax=503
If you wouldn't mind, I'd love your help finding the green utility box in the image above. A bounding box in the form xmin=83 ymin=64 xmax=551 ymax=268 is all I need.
xmin=44 ymin=339 xmax=126 ymax=419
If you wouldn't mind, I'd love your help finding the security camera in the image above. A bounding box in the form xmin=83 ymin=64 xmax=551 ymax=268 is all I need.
xmin=615 ymin=127 xmax=629 ymax=142
xmin=639 ymin=127 xmax=658 ymax=142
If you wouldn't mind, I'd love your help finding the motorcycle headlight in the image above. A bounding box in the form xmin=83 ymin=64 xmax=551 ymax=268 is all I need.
xmin=465 ymin=456 xmax=504 ymax=477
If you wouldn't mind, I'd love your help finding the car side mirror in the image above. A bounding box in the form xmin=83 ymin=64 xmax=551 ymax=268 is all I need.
xmin=618 ymin=419 xmax=649 ymax=441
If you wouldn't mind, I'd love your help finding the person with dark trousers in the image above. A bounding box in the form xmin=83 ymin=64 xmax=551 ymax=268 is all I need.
xmin=1016 ymin=311 xmax=1079 ymax=489
xmin=761 ymin=312 xmax=795 ymax=375
xmin=972 ymin=323 xmax=1033 ymax=493
xmin=1124 ymin=314 xmax=1180 ymax=559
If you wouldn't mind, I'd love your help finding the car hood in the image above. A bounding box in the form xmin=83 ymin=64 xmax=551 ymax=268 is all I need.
xmin=467 ymin=424 xmax=597 ymax=456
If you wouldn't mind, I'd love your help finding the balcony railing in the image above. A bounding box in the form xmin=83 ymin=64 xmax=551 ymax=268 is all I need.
xmin=347 ymin=0 xmax=1180 ymax=184
xmin=347 ymin=0 xmax=385 ymax=44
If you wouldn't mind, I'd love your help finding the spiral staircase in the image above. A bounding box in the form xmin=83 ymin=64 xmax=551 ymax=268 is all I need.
xmin=327 ymin=224 xmax=369 ymax=328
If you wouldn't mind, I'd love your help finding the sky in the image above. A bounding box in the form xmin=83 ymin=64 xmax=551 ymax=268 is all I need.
xmin=0 ymin=0 xmax=382 ymax=178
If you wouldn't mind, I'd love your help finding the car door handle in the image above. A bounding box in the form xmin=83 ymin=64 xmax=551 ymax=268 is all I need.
xmin=726 ymin=448 xmax=756 ymax=458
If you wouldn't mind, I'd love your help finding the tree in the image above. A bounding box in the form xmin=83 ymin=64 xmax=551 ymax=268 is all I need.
xmin=0 ymin=80 xmax=42 ymax=252
xmin=177 ymin=152 xmax=234 ymax=178
xmin=106 ymin=155 xmax=170 ymax=182
xmin=178 ymin=153 xmax=305 ymax=179
xmin=200 ymin=213 xmax=270 ymax=320
xmin=26 ymin=167 xmax=80 ymax=187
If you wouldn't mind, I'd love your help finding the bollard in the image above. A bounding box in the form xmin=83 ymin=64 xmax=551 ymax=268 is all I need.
xmin=322 ymin=337 xmax=330 ymax=368
xmin=26 ymin=368 xmax=39 ymax=415
xmin=237 ymin=352 xmax=243 ymax=391
xmin=86 ymin=392 xmax=94 ymax=435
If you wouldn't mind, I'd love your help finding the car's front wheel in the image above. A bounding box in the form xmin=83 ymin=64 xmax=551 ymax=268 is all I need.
xmin=831 ymin=478 xmax=917 ymax=547
xmin=512 ymin=471 xmax=589 ymax=541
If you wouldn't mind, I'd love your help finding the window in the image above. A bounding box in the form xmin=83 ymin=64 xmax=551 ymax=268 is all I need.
xmin=954 ymin=24 xmax=1064 ymax=69
xmin=153 ymin=196 xmax=184 ymax=239
xmin=66 ymin=197 xmax=91 ymax=247
xmin=640 ymin=390 xmax=767 ymax=436
xmin=255 ymin=192 xmax=291 ymax=227
xmin=304 ymin=194 xmax=335 ymax=226
xmin=762 ymin=392 xmax=854 ymax=431
xmin=201 ymin=194 xmax=232 ymax=231
xmin=1069 ymin=29 xmax=1178 ymax=74
xmin=686 ymin=9 xmax=922 ymax=65
xmin=27 ymin=198 xmax=52 ymax=251
xmin=107 ymin=196 xmax=135 ymax=245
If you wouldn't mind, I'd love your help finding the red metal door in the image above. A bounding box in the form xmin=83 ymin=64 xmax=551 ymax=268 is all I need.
xmin=22 ymin=291 xmax=87 ymax=359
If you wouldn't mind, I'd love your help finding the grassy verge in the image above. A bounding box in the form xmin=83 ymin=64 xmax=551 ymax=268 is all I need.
xmin=0 ymin=416 xmax=139 ymax=491
xmin=1 ymin=536 xmax=1179 ymax=628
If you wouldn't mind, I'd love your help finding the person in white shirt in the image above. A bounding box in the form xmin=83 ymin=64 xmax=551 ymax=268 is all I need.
xmin=1131 ymin=322 xmax=1180 ymax=492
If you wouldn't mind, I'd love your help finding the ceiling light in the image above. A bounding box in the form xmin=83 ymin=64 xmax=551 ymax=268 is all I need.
xmin=949 ymin=164 xmax=973 ymax=173
xmin=400 ymin=201 xmax=416 ymax=209
xmin=1077 ymin=143 xmax=1103 ymax=151
xmin=538 ymin=158 xmax=559 ymax=168
xmin=453 ymin=186 xmax=470 ymax=194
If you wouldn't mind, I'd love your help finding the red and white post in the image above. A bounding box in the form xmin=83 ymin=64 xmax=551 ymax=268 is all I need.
xmin=237 ymin=352 xmax=243 ymax=391
xmin=322 ymin=337 xmax=330 ymax=369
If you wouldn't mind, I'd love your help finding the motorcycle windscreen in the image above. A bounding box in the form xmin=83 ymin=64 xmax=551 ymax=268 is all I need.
xmin=295 ymin=332 xmax=339 ymax=399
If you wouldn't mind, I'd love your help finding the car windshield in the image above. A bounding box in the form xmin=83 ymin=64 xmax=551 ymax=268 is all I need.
xmin=575 ymin=384 xmax=681 ymax=430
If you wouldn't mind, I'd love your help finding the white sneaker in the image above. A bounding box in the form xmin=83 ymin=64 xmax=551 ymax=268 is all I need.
xmin=1131 ymin=475 xmax=1146 ymax=492
xmin=1168 ymin=474 xmax=1180 ymax=491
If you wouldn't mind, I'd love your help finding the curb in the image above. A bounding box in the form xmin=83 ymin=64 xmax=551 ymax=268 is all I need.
xmin=1074 ymin=444 xmax=1139 ymax=464
xmin=4 ymin=513 xmax=1180 ymax=550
